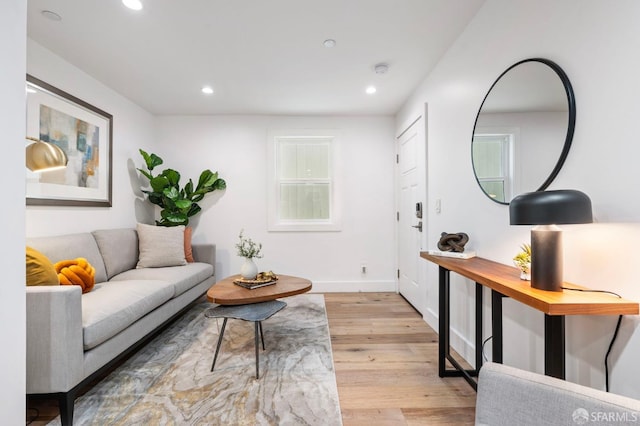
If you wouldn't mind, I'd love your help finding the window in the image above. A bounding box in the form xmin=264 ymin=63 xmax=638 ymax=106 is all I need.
xmin=472 ymin=133 xmax=514 ymax=202
xmin=268 ymin=130 xmax=341 ymax=231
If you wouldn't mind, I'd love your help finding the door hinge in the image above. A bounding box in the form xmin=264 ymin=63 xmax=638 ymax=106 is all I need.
xmin=396 ymin=154 xmax=399 ymax=164
xmin=397 ymin=269 xmax=400 ymax=279
xmin=396 ymin=211 xmax=399 ymax=221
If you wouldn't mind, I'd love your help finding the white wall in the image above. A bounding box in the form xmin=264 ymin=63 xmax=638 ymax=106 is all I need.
xmin=152 ymin=115 xmax=396 ymax=292
xmin=397 ymin=0 xmax=640 ymax=397
xmin=1 ymin=2 xmax=26 ymax=423
xmin=24 ymin=42 xmax=397 ymax=293
xmin=26 ymin=40 xmax=157 ymax=237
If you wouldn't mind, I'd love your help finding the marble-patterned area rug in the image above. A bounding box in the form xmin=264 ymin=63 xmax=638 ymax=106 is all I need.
xmin=48 ymin=294 xmax=342 ymax=426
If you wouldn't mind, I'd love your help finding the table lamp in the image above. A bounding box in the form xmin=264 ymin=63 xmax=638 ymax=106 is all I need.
xmin=509 ymin=190 xmax=592 ymax=291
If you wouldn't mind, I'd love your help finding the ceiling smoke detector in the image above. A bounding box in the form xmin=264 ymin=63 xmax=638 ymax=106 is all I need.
xmin=323 ymin=39 xmax=336 ymax=48
xmin=41 ymin=10 xmax=62 ymax=21
xmin=374 ymin=63 xmax=389 ymax=74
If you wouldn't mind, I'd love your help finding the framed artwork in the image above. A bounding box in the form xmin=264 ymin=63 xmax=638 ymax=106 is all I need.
xmin=25 ymin=74 xmax=113 ymax=207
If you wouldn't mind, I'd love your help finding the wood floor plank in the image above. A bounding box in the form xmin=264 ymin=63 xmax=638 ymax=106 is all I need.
xmin=325 ymin=292 xmax=476 ymax=425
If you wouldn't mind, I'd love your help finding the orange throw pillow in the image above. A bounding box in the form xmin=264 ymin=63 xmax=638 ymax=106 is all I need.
xmin=54 ymin=258 xmax=96 ymax=294
xmin=184 ymin=226 xmax=194 ymax=263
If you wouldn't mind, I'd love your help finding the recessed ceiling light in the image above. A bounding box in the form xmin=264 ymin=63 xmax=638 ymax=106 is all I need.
xmin=201 ymin=86 xmax=214 ymax=95
xmin=323 ymin=39 xmax=336 ymax=48
xmin=122 ymin=0 xmax=143 ymax=11
xmin=366 ymin=86 xmax=377 ymax=95
xmin=41 ymin=10 xmax=62 ymax=21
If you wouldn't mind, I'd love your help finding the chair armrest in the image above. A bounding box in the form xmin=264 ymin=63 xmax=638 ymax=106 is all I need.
xmin=26 ymin=286 xmax=84 ymax=394
xmin=475 ymin=362 xmax=640 ymax=426
xmin=192 ymin=243 xmax=216 ymax=268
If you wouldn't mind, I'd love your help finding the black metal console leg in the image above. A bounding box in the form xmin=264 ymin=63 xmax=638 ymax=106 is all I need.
xmin=545 ymin=314 xmax=565 ymax=379
xmin=211 ymin=318 xmax=228 ymax=372
xmin=475 ymin=283 xmax=483 ymax=371
xmin=438 ymin=266 xmax=450 ymax=377
xmin=491 ymin=290 xmax=504 ymax=364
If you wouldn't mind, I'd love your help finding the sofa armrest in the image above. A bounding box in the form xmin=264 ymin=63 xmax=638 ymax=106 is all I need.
xmin=26 ymin=286 xmax=84 ymax=394
xmin=192 ymin=243 xmax=216 ymax=268
xmin=475 ymin=362 xmax=640 ymax=426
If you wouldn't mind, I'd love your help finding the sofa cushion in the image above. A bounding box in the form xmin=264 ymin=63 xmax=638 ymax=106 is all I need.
xmin=92 ymin=228 xmax=139 ymax=279
xmin=26 ymin=246 xmax=60 ymax=286
xmin=81 ymin=280 xmax=174 ymax=350
xmin=136 ymin=223 xmax=187 ymax=268
xmin=110 ymin=262 xmax=214 ymax=298
xmin=27 ymin=233 xmax=108 ymax=284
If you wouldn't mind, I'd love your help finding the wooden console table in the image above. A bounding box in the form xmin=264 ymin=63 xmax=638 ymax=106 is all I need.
xmin=420 ymin=252 xmax=638 ymax=390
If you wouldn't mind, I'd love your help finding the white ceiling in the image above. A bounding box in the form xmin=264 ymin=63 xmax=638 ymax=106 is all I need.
xmin=27 ymin=0 xmax=485 ymax=116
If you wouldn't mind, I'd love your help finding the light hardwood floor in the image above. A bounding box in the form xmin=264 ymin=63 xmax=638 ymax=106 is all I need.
xmin=27 ymin=292 xmax=477 ymax=425
xmin=325 ymin=292 xmax=476 ymax=425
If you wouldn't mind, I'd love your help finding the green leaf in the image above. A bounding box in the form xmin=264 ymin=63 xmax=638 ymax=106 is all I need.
xmin=164 ymin=212 xmax=188 ymax=224
xmin=163 ymin=186 xmax=179 ymax=200
xmin=150 ymin=176 xmax=169 ymax=193
xmin=140 ymin=149 xmax=163 ymax=171
xmin=184 ymin=180 xmax=194 ymax=198
xmin=162 ymin=169 xmax=180 ymax=186
xmin=137 ymin=168 xmax=153 ymax=180
xmin=197 ymin=170 xmax=217 ymax=190
xmin=187 ymin=203 xmax=202 ymax=217
xmin=148 ymin=192 xmax=164 ymax=207
xmin=214 ymin=178 xmax=226 ymax=190
xmin=175 ymin=199 xmax=192 ymax=211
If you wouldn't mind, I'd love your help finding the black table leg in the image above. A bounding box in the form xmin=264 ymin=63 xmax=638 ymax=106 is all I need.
xmin=545 ymin=314 xmax=565 ymax=379
xmin=259 ymin=321 xmax=265 ymax=350
xmin=437 ymin=266 xmax=480 ymax=390
xmin=475 ymin=283 xmax=483 ymax=371
xmin=211 ymin=318 xmax=228 ymax=372
xmin=438 ymin=266 xmax=449 ymax=378
xmin=491 ymin=290 xmax=504 ymax=364
xmin=255 ymin=321 xmax=260 ymax=379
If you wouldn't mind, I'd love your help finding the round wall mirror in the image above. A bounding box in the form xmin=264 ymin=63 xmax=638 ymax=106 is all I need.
xmin=471 ymin=58 xmax=576 ymax=204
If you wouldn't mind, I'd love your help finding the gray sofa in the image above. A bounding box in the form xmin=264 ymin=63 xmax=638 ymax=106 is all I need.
xmin=26 ymin=228 xmax=216 ymax=426
xmin=476 ymin=362 xmax=640 ymax=425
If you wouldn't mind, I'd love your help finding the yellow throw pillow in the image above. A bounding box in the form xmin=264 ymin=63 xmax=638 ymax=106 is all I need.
xmin=26 ymin=246 xmax=60 ymax=286
xmin=55 ymin=258 xmax=96 ymax=294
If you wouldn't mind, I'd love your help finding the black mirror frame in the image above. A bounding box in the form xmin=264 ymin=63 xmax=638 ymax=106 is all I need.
xmin=471 ymin=58 xmax=576 ymax=205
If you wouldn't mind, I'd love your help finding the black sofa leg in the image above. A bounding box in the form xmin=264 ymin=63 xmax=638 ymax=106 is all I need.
xmin=57 ymin=392 xmax=74 ymax=426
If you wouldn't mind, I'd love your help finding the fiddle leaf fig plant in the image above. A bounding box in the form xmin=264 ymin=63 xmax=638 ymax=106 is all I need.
xmin=137 ymin=149 xmax=226 ymax=227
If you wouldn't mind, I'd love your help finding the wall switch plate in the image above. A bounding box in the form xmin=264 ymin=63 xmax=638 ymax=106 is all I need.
xmin=435 ymin=199 xmax=442 ymax=213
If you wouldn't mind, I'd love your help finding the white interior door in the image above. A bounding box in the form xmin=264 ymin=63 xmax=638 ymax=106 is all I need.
xmin=397 ymin=116 xmax=426 ymax=313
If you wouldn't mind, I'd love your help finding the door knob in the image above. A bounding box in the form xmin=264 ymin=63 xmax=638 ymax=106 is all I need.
xmin=412 ymin=221 xmax=423 ymax=232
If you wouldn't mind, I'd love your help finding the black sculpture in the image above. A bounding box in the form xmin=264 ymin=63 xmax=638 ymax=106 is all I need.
xmin=437 ymin=232 xmax=469 ymax=253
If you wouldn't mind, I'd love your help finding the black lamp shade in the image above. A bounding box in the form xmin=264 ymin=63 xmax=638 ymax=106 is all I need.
xmin=510 ymin=190 xmax=593 ymax=225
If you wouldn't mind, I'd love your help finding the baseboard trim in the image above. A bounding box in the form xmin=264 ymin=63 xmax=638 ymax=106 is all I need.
xmin=309 ymin=280 xmax=396 ymax=293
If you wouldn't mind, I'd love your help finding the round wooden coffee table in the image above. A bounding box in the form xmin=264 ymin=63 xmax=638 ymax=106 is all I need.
xmin=206 ymin=274 xmax=312 ymax=305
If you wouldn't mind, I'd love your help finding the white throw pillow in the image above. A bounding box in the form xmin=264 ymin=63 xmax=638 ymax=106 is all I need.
xmin=136 ymin=223 xmax=187 ymax=268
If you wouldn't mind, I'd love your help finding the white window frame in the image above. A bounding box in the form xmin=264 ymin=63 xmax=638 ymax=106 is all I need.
xmin=473 ymin=126 xmax=519 ymax=202
xmin=267 ymin=129 xmax=341 ymax=232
